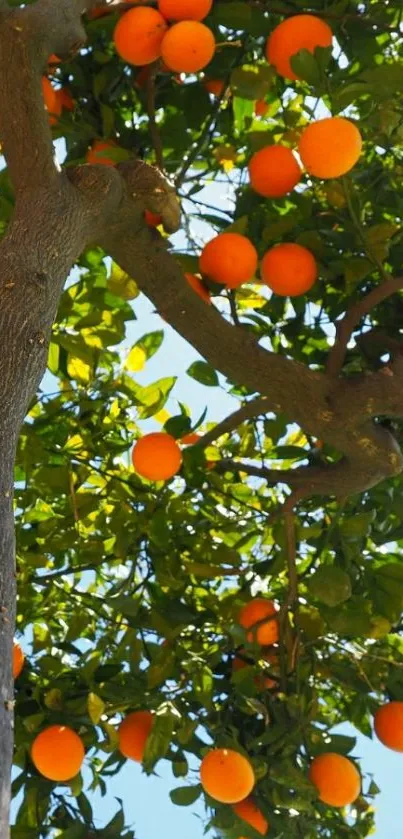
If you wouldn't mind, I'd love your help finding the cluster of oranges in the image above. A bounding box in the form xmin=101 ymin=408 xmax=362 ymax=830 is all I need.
xmin=196 ymin=232 xmax=318 ymax=298
xmin=14 ymin=603 xmax=403 ymax=823
xmin=114 ymin=0 xmax=215 ymax=74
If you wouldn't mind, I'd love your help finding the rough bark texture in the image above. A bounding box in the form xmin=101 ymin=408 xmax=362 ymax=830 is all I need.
xmin=0 ymin=0 xmax=403 ymax=833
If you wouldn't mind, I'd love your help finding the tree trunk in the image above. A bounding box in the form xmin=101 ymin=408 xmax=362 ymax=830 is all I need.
xmin=0 ymin=446 xmax=16 ymax=839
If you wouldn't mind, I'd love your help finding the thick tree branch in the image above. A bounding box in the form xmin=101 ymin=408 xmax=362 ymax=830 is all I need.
xmin=213 ymin=455 xmax=402 ymax=497
xmin=326 ymin=276 xmax=403 ymax=377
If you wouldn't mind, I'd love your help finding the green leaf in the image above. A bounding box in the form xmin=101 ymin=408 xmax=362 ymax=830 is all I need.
xmin=307 ymin=567 xmax=352 ymax=607
xmin=187 ymin=361 xmax=219 ymax=387
xmin=230 ymin=65 xmax=274 ymax=100
xmin=143 ymin=709 xmax=177 ymax=772
xmin=233 ymin=96 xmax=254 ymax=133
xmin=290 ymin=49 xmax=322 ymax=86
xmin=169 ymin=785 xmax=202 ymax=806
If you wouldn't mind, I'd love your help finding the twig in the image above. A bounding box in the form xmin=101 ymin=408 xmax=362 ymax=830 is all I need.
xmin=326 ymin=275 xmax=403 ymax=377
xmin=197 ymin=397 xmax=270 ymax=448
xmin=277 ymin=492 xmax=303 ymax=693
xmin=175 ymin=94 xmax=224 ymax=188
xmin=214 ymin=459 xmax=313 ymax=486
xmin=228 ymin=289 xmax=240 ymax=326
xmin=342 ymin=177 xmax=391 ymax=282
xmin=69 ymin=467 xmax=79 ymax=524
xmin=145 ymin=62 xmax=164 ymax=172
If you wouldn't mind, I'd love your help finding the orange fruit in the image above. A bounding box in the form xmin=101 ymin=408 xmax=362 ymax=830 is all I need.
xmin=185 ymin=272 xmax=211 ymax=304
xmin=298 ymin=117 xmax=362 ymax=179
xmin=248 ymin=145 xmax=301 ymax=198
xmin=232 ymin=648 xmax=278 ymax=690
xmin=59 ymin=88 xmax=74 ymax=112
xmin=86 ymin=140 xmax=117 ymax=166
xmin=158 ymin=0 xmax=213 ymax=20
xmin=374 ymin=702 xmax=403 ymax=751
xmin=309 ymin=752 xmax=361 ymax=807
xmin=13 ymin=641 xmax=25 ymax=679
xmin=254 ymin=99 xmax=268 ymax=117
xmin=204 ymin=79 xmax=225 ymax=96
xmin=182 ymin=432 xmax=202 ymax=445
xmin=199 ymin=233 xmax=258 ymax=289
xmin=239 ymin=598 xmax=279 ymax=646
xmin=200 ymin=748 xmax=255 ymax=803
xmin=119 ymin=710 xmax=154 ymax=762
xmin=114 ymin=7 xmax=168 ymax=66
xmin=145 ymin=209 xmax=163 ymax=227
xmin=132 ymin=432 xmax=182 ymax=481
xmin=266 ymin=14 xmax=333 ymax=80
xmin=261 ymin=242 xmax=317 ymax=297
xmin=233 ymin=796 xmax=268 ymax=835
xmin=31 ymin=726 xmax=85 ymax=782
xmin=161 ymin=21 xmax=215 ymax=73
xmin=42 ymin=77 xmax=62 ymax=122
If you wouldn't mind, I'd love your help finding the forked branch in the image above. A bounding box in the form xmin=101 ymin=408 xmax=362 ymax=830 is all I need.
xmin=326 ymin=276 xmax=403 ymax=377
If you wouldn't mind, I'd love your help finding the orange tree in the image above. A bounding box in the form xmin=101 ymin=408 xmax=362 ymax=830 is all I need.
xmin=1 ymin=0 xmax=403 ymax=837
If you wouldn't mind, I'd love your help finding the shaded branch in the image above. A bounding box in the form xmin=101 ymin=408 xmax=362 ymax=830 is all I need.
xmin=326 ymin=276 xmax=403 ymax=377
xmin=213 ymin=452 xmax=403 ymax=497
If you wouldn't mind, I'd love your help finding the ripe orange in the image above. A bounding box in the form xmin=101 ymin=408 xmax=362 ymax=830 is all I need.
xmin=185 ymin=272 xmax=211 ymax=304
xmin=86 ymin=140 xmax=117 ymax=166
xmin=31 ymin=726 xmax=85 ymax=781
xmin=132 ymin=432 xmax=182 ymax=481
xmin=248 ymin=145 xmax=301 ymax=198
xmin=199 ymin=233 xmax=258 ymax=289
xmin=59 ymin=88 xmax=74 ymax=112
xmin=261 ymin=242 xmax=317 ymax=297
xmin=13 ymin=641 xmax=25 ymax=679
xmin=374 ymin=702 xmax=403 ymax=751
xmin=254 ymin=99 xmax=268 ymax=117
xmin=232 ymin=648 xmax=278 ymax=690
xmin=200 ymin=748 xmax=255 ymax=803
xmin=119 ymin=710 xmax=154 ymax=762
xmin=182 ymin=432 xmax=202 ymax=445
xmin=239 ymin=598 xmax=279 ymax=646
xmin=309 ymin=752 xmax=361 ymax=807
xmin=114 ymin=7 xmax=168 ymax=66
xmin=145 ymin=209 xmax=163 ymax=227
xmin=42 ymin=77 xmax=62 ymax=121
xmin=204 ymin=79 xmax=225 ymax=97
xmin=233 ymin=796 xmax=268 ymax=835
xmin=266 ymin=14 xmax=333 ymax=80
xmin=161 ymin=21 xmax=215 ymax=73
xmin=298 ymin=117 xmax=362 ymax=179
xmin=158 ymin=0 xmax=213 ymax=20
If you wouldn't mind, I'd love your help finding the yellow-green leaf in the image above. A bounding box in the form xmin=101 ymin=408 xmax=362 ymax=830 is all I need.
xmin=44 ymin=688 xmax=63 ymax=711
xmin=107 ymin=262 xmax=139 ymax=300
xmin=87 ymin=692 xmax=106 ymax=725
xmin=67 ymin=355 xmax=92 ymax=384
xmin=125 ymin=346 xmax=147 ymax=372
